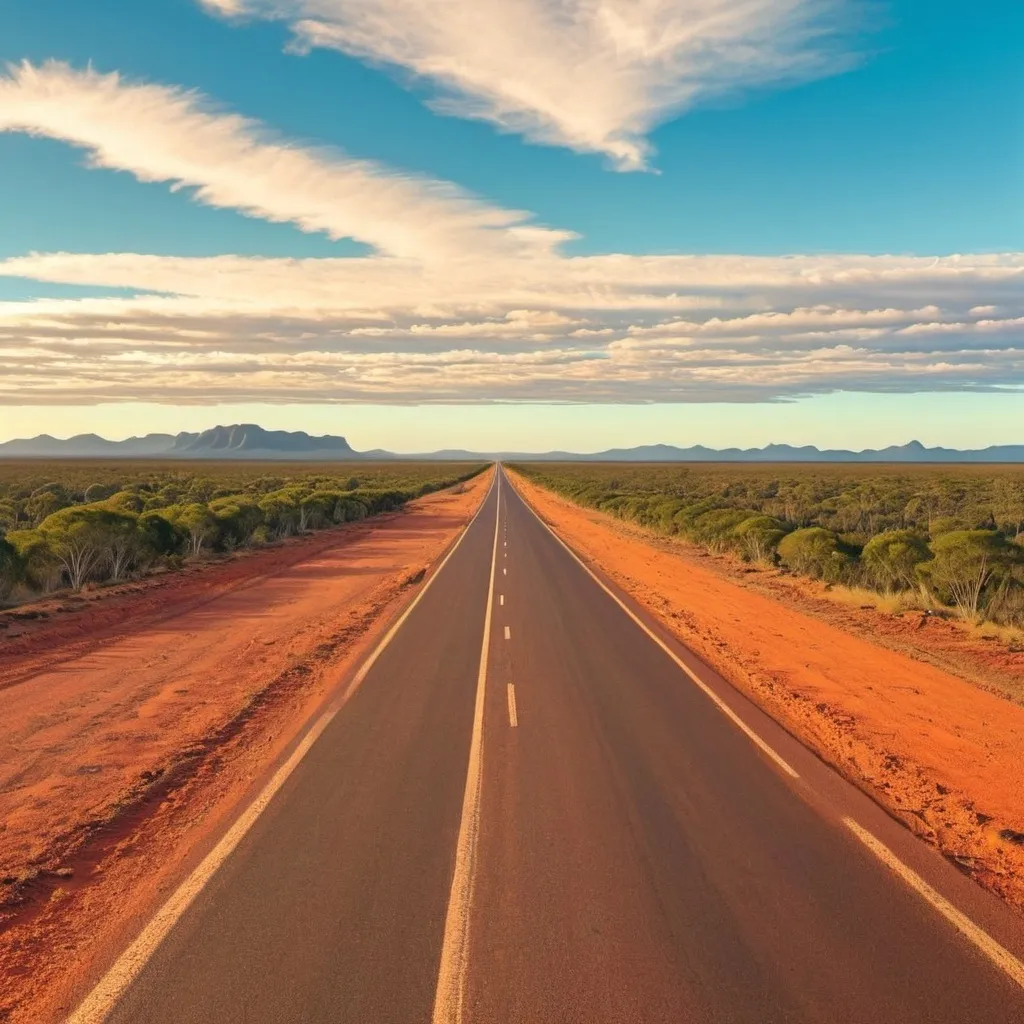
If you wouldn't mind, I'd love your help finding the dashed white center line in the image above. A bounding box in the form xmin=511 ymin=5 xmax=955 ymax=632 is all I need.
xmin=500 ymin=594 xmax=504 ymax=606
xmin=503 ymin=568 xmax=507 ymax=576
xmin=504 ymin=626 xmax=511 ymax=640
xmin=430 ymin=469 xmax=501 ymax=1024
xmin=507 ymin=683 xmax=518 ymax=728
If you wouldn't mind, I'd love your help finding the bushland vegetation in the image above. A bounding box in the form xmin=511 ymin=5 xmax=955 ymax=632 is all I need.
xmin=512 ymin=463 xmax=1024 ymax=628
xmin=0 ymin=460 xmax=485 ymax=603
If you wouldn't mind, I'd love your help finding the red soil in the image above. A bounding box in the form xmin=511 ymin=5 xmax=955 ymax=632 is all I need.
xmin=511 ymin=471 xmax=1024 ymax=915
xmin=0 ymin=470 xmax=491 ymax=1022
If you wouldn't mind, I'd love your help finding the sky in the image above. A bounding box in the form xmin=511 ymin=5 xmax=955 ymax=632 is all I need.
xmin=0 ymin=0 xmax=1021 ymax=452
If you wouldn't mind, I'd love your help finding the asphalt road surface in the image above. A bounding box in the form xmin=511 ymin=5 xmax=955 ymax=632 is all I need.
xmin=87 ymin=468 xmax=1024 ymax=1023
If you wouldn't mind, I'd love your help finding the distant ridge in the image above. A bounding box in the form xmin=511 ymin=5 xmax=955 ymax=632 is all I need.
xmin=525 ymin=440 xmax=1024 ymax=463
xmin=170 ymin=424 xmax=355 ymax=457
xmin=0 ymin=432 xmax=179 ymax=457
xmin=0 ymin=425 xmax=354 ymax=460
xmin=0 ymin=428 xmax=1022 ymax=462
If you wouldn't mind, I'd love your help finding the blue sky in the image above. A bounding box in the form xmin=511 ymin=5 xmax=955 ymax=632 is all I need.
xmin=0 ymin=0 xmax=1021 ymax=451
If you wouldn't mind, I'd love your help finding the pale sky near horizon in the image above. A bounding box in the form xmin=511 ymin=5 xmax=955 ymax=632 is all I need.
xmin=5 ymin=393 xmax=1024 ymax=453
xmin=0 ymin=1 xmax=1021 ymax=449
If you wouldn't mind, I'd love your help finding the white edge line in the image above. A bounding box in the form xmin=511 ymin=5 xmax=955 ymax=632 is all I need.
xmin=506 ymin=470 xmax=798 ymax=780
xmin=431 ymin=471 xmax=501 ymax=1024
xmin=68 ymin=468 xmax=499 ymax=1024
xmin=843 ymin=816 xmax=1024 ymax=990
xmin=507 ymin=684 xmax=518 ymax=728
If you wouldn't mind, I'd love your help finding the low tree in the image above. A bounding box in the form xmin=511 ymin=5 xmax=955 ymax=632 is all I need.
xmin=688 ymin=508 xmax=754 ymax=552
xmin=209 ymin=497 xmax=264 ymax=549
xmin=777 ymin=527 xmax=851 ymax=581
xmin=102 ymin=491 xmax=146 ymax=514
xmin=171 ymin=503 xmax=219 ymax=558
xmin=350 ymin=488 xmax=410 ymax=517
xmin=861 ymin=530 xmax=932 ymax=593
xmin=36 ymin=507 xmax=120 ymax=590
xmin=25 ymin=484 xmax=71 ymax=525
xmin=335 ymin=496 xmax=367 ymax=522
xmin=101 ymin=511 xmax=141 ymax=581
xmin=0 ymin=501 xmax=20 ymax=532
xmin=258 ymin=491 xmax=301 ymax=538
xmin=4 ymin=529 xmax=58 ymax=592
xmin=733 ymin=515 xmax=787 ymax=564
xmin=84 ymin=482 xmax=118 ymax=503
xmin=0 ymin=535 xmax=25 ymax=601
xmin=921 ymin=530 xmax=1017 ymax=620
xmin=139 ymin=510 xmax=185 ymax=561
xmin=301 ymin=492 xmax=339 ymax=531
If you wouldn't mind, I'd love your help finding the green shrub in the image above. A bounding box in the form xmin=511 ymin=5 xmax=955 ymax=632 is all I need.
xmin=920 ymin=530 xmax=1018 ymax=620
xmin=861 ymin=530 xmax=931 ymax=593
xmin=0 ymin=535 xmax=25 ymax=600
xmin=36 ymin=506 xmax=139 ymax=589
xmin=139 ymin=511 xmax=185 ymax=559
xmin=84 ymin=482 xmax=118 ymax=503
xmin=687 ymin=508 xmax=754 ymax=552
xmin=4 ymin=529 xmax=57 ymax=591
xmin=777 ymin=527 xmax=852 ymax=581
xmin=734 ymin=515 xmax=788 ymax=564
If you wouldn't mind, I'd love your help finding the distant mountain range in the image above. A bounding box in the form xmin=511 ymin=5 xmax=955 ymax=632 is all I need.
xmin=1 ymin=427 xmax=1023 ymax=463
xmin=0 ymin=424 xmax=356 ymax=460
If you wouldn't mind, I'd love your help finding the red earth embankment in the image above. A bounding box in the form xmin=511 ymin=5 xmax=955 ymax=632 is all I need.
xmin=0 ymin=469 xmax=491 ymax=1022
xmin=510 ymin=470 xmax=1024 ymax=914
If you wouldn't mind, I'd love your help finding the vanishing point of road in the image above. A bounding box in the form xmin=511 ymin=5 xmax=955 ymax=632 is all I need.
xmin=72 ymin=468 xmax=1024 ymax=1023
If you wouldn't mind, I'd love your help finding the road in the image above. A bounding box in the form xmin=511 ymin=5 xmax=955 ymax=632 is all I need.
xmin=77 ymin=467 xmax=1024 ymax=1023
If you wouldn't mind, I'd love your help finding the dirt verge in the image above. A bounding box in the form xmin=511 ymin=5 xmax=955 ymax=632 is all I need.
xmin=510 ymin=470 xmax=1024 ymax=915
xmin=0 ymin=469 xmax=491 ymax=1023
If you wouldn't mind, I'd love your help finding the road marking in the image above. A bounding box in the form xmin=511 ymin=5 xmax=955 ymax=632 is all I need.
xmin=503 ymin=567 xmax=507 ymax=576
xmin=843 ymin=817 xmax=1024 ymax=990
xmin=68 ymin=470 xmax=500 ymax=1024
xmin=507 ymin=684 xmax=518 ymax=727
xmin=508 ymin=471 xmax=798 ymax=780
xmin=500 ymin=594 xmax=504 ymax=606
xmin=431 ymin=473 xmax=501 ymax=1024
xmin=504 ymin=626 xmax=511 ymax=640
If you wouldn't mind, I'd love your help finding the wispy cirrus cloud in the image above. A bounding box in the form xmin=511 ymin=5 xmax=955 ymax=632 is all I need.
xmin=199 ymin=0 xmax=861 ymax=170
xmin=0 ymin=61 xmax=569 ymax=260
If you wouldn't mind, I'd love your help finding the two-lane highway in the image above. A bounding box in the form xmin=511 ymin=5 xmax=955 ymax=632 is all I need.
xmin=73 ymin=467 xmax=1024 ymax=1023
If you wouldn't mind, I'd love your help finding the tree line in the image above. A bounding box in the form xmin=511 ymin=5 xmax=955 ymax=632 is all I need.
xmin=0 ymin=461 xmax=485 ymax=603
xmin=511 ymin=463 xmax=1024 ymax=626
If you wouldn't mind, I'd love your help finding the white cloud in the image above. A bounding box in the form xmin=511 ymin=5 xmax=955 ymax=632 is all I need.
xmin=0 ymin=61 xmax=570 ymax=260
xmin=198 ymin=0 xmax=247 ymax=12
xmin=200 ymin=0 xmax=859 ymax=169
xmin=2 ymin=251 xmax=1023 ymax=404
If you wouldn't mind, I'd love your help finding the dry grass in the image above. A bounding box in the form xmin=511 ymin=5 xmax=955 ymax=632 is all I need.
xmin=821 ymin=584 xmax=935 ymax=616
xmin=972 ymin=620 xmax=1024 ymax=649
